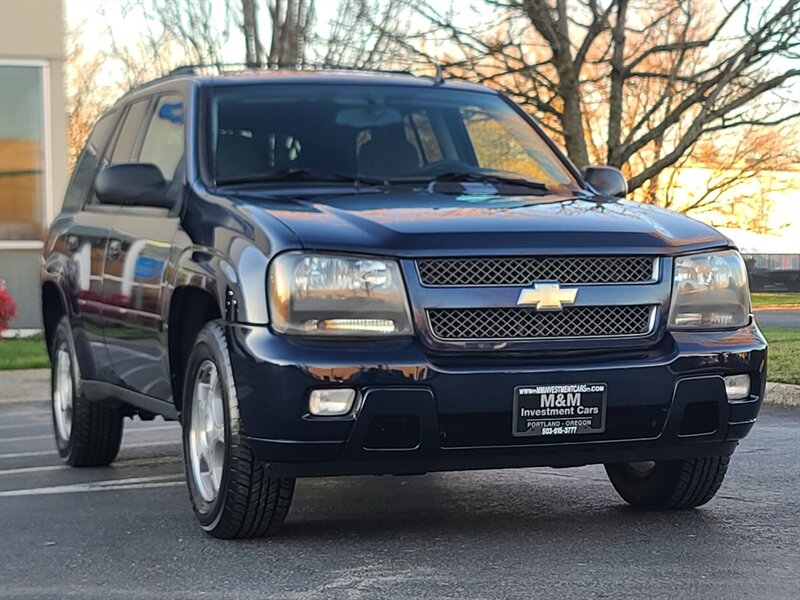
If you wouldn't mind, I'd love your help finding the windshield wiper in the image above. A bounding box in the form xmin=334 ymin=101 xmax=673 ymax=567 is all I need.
xmin=425 ymin=171 xmax=549 ymax=191
xmin=215 ymin=168 xmax=386 ymax=187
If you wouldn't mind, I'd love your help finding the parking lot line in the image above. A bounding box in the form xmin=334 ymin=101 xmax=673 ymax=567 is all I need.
xmin=0 ymin=440 xmax=181 ymax=459
xmin=0 ymin=422 xmax=52 ymax=431
xmin=0 ymin=474 xmax=184 ymax=497
xmin=0 ymin=423 xmax=179 ymax=443
xmin=0 ymin=455 xmax=182 ymax=476
xmin=0 ymin=449 xmax=56 ymax=459
xmin=0 ymin=464 xmax=66 ymax=476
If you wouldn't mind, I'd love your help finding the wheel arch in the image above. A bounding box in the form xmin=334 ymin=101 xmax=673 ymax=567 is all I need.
xmin=41 ymin=280 xmax=68 ymax=356
xmin=168 ymin=285 xmax=222 ymax=413
xmin=168 ymin=241 xmax=272 ymax=412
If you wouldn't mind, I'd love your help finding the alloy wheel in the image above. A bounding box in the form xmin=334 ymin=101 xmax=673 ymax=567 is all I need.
xmin=189 ymin=360 xmax=226 ymax=503
xmin=53 ymin=344 xmax=73 ymax=442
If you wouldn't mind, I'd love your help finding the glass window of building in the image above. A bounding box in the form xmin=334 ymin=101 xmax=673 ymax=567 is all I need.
xmin=0 ymin=65 xmax=46 ymax=240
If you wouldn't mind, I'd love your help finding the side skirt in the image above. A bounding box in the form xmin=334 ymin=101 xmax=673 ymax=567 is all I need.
xmin=82 ymin=380 xmax=180 ymax=421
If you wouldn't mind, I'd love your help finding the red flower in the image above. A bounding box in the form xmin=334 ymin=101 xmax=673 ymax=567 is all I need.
xmin=0 ymin=281 xmax=18 ymax=332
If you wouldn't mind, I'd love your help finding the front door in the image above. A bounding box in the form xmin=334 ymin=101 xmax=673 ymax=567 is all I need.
xmin=103 ymin=93 xmax=185 ymax=402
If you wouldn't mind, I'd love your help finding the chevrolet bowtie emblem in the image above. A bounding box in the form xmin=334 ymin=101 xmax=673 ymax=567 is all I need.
xmin=517 ymin=283 xmax=578 ymax=311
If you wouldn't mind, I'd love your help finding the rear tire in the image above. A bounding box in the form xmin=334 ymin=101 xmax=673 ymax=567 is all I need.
xmin=605 ymin=456 xmax=730 ymax=510
xmin=51 ymin=316 xmax=123 ymax=467
xmin=181 ymin=321 xmax=295 ymax=539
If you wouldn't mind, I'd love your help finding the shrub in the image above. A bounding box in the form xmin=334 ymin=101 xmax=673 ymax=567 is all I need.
xmin=0 ymin=280 xmax=18 ymax=333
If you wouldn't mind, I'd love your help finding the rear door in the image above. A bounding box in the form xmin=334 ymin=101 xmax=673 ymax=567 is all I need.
xmin=103 ymin=93 xmax=186 ymax=401
xmin=59 ymin=110 xmax=119 ymax=381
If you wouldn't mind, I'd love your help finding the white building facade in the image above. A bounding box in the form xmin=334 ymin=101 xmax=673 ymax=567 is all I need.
xmin=0 ymin=0 xmax=68 ymax=330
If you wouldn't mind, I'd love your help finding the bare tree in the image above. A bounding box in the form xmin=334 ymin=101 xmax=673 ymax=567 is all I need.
xmin=656 ymin=123 xmax=797 ymax=230
xmin=241 ymin=0 xmax=265 ymax=67
xmin=266 ymin=0 xmax=315 ymax=66
xmin=68 ymin=0 xmax=319 ymax=164
xmin=94 ymin=0 xmax=323 ymax=97
xmin=65 ymin=26 xmax=113 ymax=171
xmin=238 ymin=0 xmax=316 ymax=67
xmin=103 ymin=0 xmax=232 ymax=90
xmin=402 ymin=0 xmax=799 ymax=196
xmin=323 ymin=0 xmax=413 ymax=69
xmin=147 ymin=0 xmax=231 ymax=67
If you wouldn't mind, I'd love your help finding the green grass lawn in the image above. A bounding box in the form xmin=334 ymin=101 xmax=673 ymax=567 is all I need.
xmin=0 ymin=338 xmax=49 ymax=370
xmin=751 ymin=292 xmax=800 ymax=307
xmin=762 ymin=327 xmax=800 ymax=386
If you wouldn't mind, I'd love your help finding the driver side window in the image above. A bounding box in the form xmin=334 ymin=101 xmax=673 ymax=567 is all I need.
xmin=139 ymin=94 xmax=184 ymax=181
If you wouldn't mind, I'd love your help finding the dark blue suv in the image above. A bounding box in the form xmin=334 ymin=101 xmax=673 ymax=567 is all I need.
xmin=42 ymin=68 xmax=766 ymax=538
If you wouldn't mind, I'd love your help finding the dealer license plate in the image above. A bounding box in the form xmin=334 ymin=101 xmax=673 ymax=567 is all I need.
xmin=512 ymin=383 xmax=607 ymax=437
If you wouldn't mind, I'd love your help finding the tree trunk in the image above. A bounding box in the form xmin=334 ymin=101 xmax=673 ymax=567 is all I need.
xmin=523 ymin=0 xmax=590 ymax=168
xmin=607 ymin=0 xmax=628 ymax=166
xmin=557 ymin=71 xmax=590 ymax=168
xmin=242 ymin=0 xmax=262 ymax=67
xmin=267 ymin=0 xmax=314 ymax=68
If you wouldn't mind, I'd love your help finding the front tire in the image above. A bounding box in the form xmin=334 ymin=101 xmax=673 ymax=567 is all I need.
xmin=605 ymin=456 xmax=730 ymax=510
xmin=181 ymin=321 xmax=295 ymax=539
xmin=51 ymin=316 xmax=123 ymax=467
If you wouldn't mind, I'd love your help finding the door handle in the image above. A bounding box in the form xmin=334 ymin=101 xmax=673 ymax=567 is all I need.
xmin=108 ymin=239 xmax=122 ymax=260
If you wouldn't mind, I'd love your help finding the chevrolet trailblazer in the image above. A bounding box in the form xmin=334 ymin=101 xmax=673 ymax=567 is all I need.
xmin=42 ymin=68 xmax=766 ymax=538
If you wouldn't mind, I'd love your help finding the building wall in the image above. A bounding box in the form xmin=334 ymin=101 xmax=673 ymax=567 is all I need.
xmin=0 ymin=0 xmax=67 ymax=330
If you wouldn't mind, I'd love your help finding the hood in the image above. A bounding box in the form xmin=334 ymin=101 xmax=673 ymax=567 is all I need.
xmin=235 ymin=189 xmax=729 ymax=257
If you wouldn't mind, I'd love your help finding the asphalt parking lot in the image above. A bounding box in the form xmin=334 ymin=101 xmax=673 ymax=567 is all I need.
xmin=1 ymin=400 xmax=798 ymax=600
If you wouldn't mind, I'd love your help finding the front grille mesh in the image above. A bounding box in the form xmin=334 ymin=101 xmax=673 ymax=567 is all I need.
xmin=428 ymin=305 xmax=654 ymax=340
xmin=417 ymin=256 xmax=655 ymax=286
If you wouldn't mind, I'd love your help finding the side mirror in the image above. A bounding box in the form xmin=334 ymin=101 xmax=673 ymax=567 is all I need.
xmin=582 ymin=166 xmax=628 ymax=199
xmin=94 ymin=163 xmax=172 ymax=208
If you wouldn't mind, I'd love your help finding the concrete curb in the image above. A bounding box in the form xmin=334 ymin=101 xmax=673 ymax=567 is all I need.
xmin=764 ymin=382 xmax=800 ymax=408
xmin=1 ymin=368 xmax=799 ymax=408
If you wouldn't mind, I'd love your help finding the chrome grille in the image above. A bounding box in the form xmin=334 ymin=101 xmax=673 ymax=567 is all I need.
xmin=428 ymin=305 xmax=654 ymax=340
xmin=417 ymin=256 xmax=656 ymax=286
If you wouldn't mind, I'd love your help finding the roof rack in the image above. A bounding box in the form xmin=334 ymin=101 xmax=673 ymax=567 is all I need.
xmin=118 ymin=62 xmax=444 ymax=102
xmin=167 ymin=65 xmax=201 ymax=76
xmin=164 ymin=62 xmax=420 ymax=79
xmin=433 ymin=64 xmax=445 ymax=85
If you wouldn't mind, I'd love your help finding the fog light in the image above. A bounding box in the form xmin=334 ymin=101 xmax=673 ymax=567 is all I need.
xmin=724 ymin=374 xmax=750 ymax=402
xmin=308 ymin=388 xmax=356 ymax=416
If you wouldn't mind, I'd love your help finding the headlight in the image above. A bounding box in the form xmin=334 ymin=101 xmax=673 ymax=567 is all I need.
xmin=268 ymin=252 xmax=413 ymax=336
xmin=668 ymin=250 xmax=750 ymax=330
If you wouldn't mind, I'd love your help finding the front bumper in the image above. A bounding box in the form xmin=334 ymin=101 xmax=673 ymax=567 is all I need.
xmin=226 ymin=322 xmax=767 ymax=477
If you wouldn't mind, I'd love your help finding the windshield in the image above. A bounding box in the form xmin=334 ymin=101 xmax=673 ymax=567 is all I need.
xmin=206 ymin=83 xmax=577 ymax=190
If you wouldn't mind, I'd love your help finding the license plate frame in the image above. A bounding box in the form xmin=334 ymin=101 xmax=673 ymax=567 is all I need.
xmin=512 ymin=383 xmax=607 ymax=437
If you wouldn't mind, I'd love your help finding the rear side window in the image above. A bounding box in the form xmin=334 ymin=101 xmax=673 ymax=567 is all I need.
xmin=61 ymin=111 xmax=116 ymax=211
xmin=139 ymin=95 xmax=184 ymax=180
